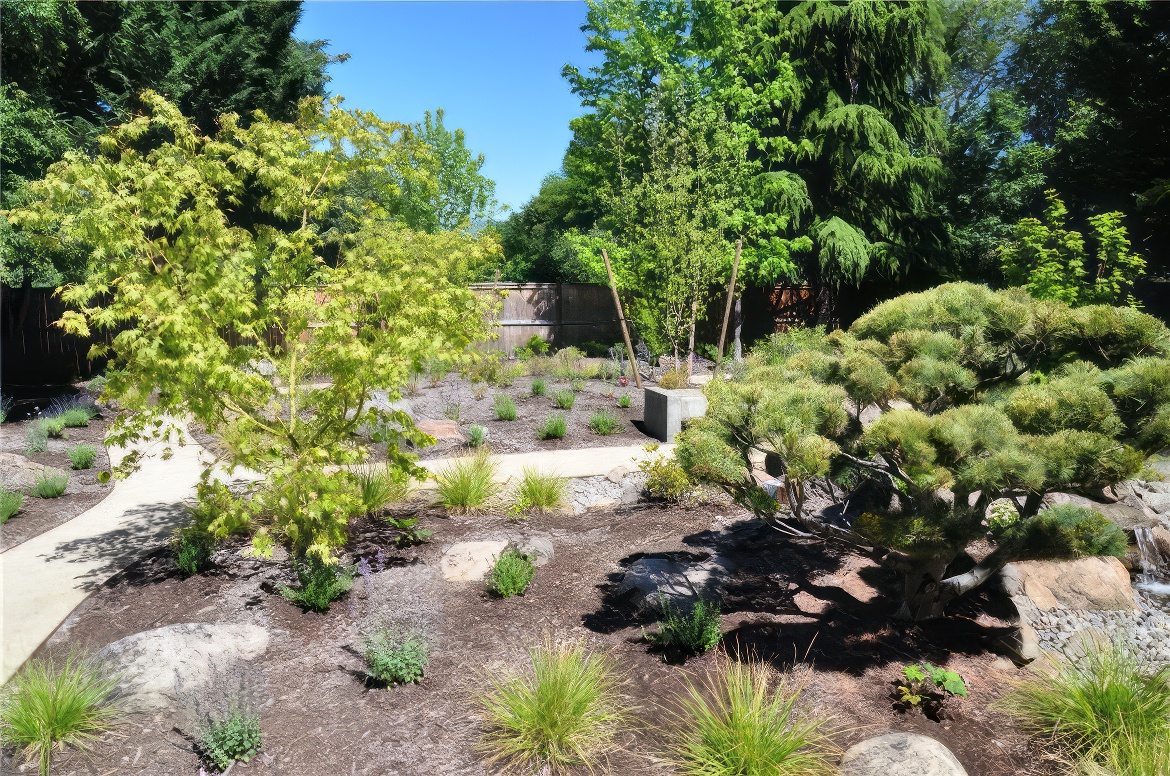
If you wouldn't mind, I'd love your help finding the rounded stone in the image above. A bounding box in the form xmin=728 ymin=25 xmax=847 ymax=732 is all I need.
xmin=840 ymin=732 xmax=968 ymax=776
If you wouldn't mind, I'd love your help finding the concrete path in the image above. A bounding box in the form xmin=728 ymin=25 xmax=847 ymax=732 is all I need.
xmin=0 ymin=426 xmax=208 ymax=683
xmin=417 ymin=443 xmax=674 ymax=485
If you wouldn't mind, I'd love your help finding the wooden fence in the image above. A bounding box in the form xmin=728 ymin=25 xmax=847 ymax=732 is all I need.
xmin=472 ymin=283 xmax=625 ymax=353
xmin=2 ymin=286 xmax=107 ymax=384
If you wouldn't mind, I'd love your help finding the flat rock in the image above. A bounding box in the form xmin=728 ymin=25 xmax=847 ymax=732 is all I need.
xmin=1000 ymin=556 xmax=1137 ymax=612
xmin=440 ymin=540 xmax=508 ymax=581
xmin=840 ymin=732 xmax=967 ymax=776
xmin=615 ymin=552 xmax=732 ymax=611
xmin=96 ymin=622 xmax=269 ymax=714
xmin=607 ymin=465 xmax=630 ymax=483
xmin=415 ymin=417 xmax=463 ymax=443
xmin=0 ymin=453 xmax=70 ymax=492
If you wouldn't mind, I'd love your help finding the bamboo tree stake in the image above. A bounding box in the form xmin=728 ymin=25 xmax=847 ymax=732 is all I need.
xmin=601 ymin=248 xmax=642 ymax=390
xmin=717 ymin=239 xmax=743 ymax=365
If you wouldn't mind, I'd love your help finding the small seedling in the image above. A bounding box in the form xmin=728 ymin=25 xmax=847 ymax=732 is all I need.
xmin=467 ymin=423 xmax=488 ymax=447
xmin=531 ymin=378 xmax=547 ymax=397
xmin=487 ymin=546 xmax=536 ymax=597
xmin=197 ymin=704 xmax=262 ymax=771
xmin=32 ymin=472 xmax=68 ymax=498
xmin=443 ymin=401 xmax=461 ymax=422
xmin=386 ymin=515 xmax=433 ymax=547
xmin=537 ymin=413 xmax=567 ymax=440
xmin=617 ymin=394 xmax=631 ymax=409
xmin=493 ymin=394 xmax=517 ymax=421
xmin=69 ymin=443 xmax=97 ymax=470
xmin=473 ymin=382 xmax=489 ymax=400
xmin=554 ymin=389 xmax=575 ymax=410
xmin=895 ymin=663 xmax=968 ymax=720
xmin=589 ymin=410 xmax=621 ymax=436
xmin=364 ymin=630 xmax=428 ymax=685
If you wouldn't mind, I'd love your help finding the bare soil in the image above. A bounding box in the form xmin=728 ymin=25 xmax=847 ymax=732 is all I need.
xmin=32 ymin=500 xmax=1058 ymax=776
xmin=0 ymin=398 xmax=115 ymax=551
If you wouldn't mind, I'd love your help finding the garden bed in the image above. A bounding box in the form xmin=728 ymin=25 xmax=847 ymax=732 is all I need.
xmin=36 ymin=500 xmax=1057 ymax=775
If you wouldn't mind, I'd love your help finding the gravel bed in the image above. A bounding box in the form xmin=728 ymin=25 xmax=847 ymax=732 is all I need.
xmin=1031 ymin=589 xmax=1170 ymax=664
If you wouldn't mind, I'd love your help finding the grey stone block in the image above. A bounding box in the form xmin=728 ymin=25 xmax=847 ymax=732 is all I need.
xmin=644 ymin=386 xmax=708 ymax=442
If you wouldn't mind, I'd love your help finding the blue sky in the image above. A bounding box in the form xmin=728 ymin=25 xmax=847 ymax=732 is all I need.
xmin=296 ymin=1 xmax=599 ymax=213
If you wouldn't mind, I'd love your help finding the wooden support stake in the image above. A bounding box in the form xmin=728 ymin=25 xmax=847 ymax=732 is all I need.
xmin=717 ymin=238 xmax=743 ymax=363
xmin=601 ymin=248 xmax=642 ymax=390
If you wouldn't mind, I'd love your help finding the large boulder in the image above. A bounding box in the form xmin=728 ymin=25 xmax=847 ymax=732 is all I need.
xmin=439 ymin=538 xmax=553 ymax=582
xmin=0 ymin=452 xmax=70 ymax=492
xmin=1000 ymin=556 xmax=1137 ymax=612
xmin=840 ymin=732 xmax=968 ymax=776
xmin=414 ymin=418 xmax=463 ymax=444
xmin=1044 ymin=490 xmax=1158 ymax=531
xmin=96 ymin=622 xmax=269 ymax=715
xmin=613 ymin=551 xmax=732 ymax=612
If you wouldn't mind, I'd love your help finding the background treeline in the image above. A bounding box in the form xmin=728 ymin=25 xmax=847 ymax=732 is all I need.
xmin=494 ymin=0 xmax=1169 ymax=352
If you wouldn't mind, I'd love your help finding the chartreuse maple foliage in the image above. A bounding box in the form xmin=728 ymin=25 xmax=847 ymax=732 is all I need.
xmin=8 ymin=92 xmax=497 ymax=559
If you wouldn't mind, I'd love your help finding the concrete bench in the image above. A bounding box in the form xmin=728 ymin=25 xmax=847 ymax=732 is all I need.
xmin=644 ymin=386 xmax=708 ymax=443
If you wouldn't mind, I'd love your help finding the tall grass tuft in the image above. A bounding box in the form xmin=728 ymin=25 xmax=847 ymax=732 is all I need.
xmin=493 ymin=394 xmax=518 ymax=421
xmin=514 ymin=467 xmax=567 ymax=515
xmin=69 ymin=443 xmax=98 ymax=470
xmin=480 ymin=639 xmax=629 ymax=773
xmin=0 ymin=652 xmax=121 ymax=776
xmin=1000 ymin=641 xmax=1170 ymax=775
xmin=354 ymin=464 xmax=410 ymax=514
xmin=537 ymin=413 xmax=568 ymax=440
xmin=589 ymin=410 xmax=622 ymax=436
xmin=554 ymin=389 xmax=576 ymax=410
xmin=32 ymin=472 xmax=68 ymax=498
xmin=1 ymin=489 xmax=23 ymax=523
xmin=25 ymin=423 xmax=49 ymax=454
xmin=434 ymin=450 xmax=500 ymax=512
xmin=670 ymin=659 xmax=836 ymax=776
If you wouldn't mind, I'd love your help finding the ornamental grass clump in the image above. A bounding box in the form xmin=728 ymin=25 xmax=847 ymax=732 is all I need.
xmin=278 ymin=556 xmax=355 ymax=612
xmin=538 ymin=413 xmax=568 ymax=441
xmin=513 ymin=467 xmax=567 ymax=516
xmin=41 ymin=417 xmax=67 ymax=439
xmin=531 ymin=378 xmax=547 ymax=397
xmin=1 ymin=490 xmax=24 ymax=523
xmin=354 ymin=464 xmax=410 ymax=515
xmin=196 ymin=703 xmax=263 ymax=772
xmin=589 ymin=410 xmax=622 ymax=436
xmin=494 ymin=393 xmax=518 ymax=421
xmin=1001 ymin=641 xmax=1170 ymax=776
xmin=364 ymin=630 xmax=428 ymax=686
xmin=480 ymin=639 xmax=629 ymax=773
xmin=554 ymin=389 xmax=575 ymax=410
xmin=0 ymin=652 xmax=121 ymax=776
xmin=32 ymin=472 xmax=68 ymax=499
xmin=68 ymin=443 xmax=97 ymax=470
xmin=434 ymin=450 xmax=500 ymax=513
xmin=670 ymin=659 xmax=836 ymax=776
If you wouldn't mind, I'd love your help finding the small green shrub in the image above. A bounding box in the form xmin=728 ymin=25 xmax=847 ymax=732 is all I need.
xmin=659 ymin=368 xmax=689 ymax=389
xmin=364 ymin=630 xmax=428 ymax=685
xmin=434 ymin=450 xmax=500 ymax=512
xmin=24 ymin=423 xmax=48 ymax=454
xmin=467 ymin=423 xmax=488 ymax=447
xmin=671 ymin=659 xmax=835 ymax=776
xmin=493 ymin=393 xmax=518 ymax=421
xmin=197 ymin=704 xmax=263 ymax=772
xmin=1001 ymin=642 xmax=1170 ymax=775
xmin=0 ymin=651 xmax=121 ymax=776
xmin=647 ymin=597 xmax=722 ymax=657
xmin=480 ymin=639 xmax=628 ymax=773
xmin=895 ymin=663 xmax=968 ymax=719
xmin=87 ymin=375 xmax=108 ymax=396
xmin=537 ymin=413 xmax=567 ymax=440
xmin=32 ymin=472 xmax=68 ymax=499
xmin=354 ymin=464 xmax=409 ymax=514
xmin=589 ymin=410 xmax=622 ymax=436
xmin=278 ymin=556 xmax=355 ymax=612
xmin=570 ymin=377 xmax=586 ymax=392
xmin=1023 ymin=503 xmax=1128 ymax=558
xmin=554 ymin=389 xmax=575 ymax=410
xmin=512 ymin=467 xmax=568 ymax=516
xmin=444 ymin=401 xmax=462 ymax=421
xmin=174 ymin=529 xmax=214 ymax=577
xmin=41 ymin=417 xmax=67 ymax=439
xmin=68 ymin=443 xmax=97 ymax=470
xmin=60 ymin=408 xmax=94 ymax=428
xmin=618 ymin=393 xmax=631 ymax=409
xmin=1 ymin=490 xmax=24 ymax=523
xmin=531 ymin=378 xmax=547 ymax=397
xmin=385 ymin=515 xmax=433 ymax=547
xmin=526 ymin=334 xmax=550 ymax=356
xmin=487 ymin=546 xmax=536 ymax=597
xmin=640 ymin=451 xmax=691 ymax=502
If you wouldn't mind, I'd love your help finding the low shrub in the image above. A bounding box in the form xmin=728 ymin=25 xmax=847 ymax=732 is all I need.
xmin=493 ymin=394 xmax=518 ymax=421
xmin=537 ymin=413 xmax=567 ymax=440
xmin=364 ymin=630 xmax=428 ymax=685
xmin=554 ymin=389 xmax=575 ymax=410
xmin=618 ymin=394 xmax=631 ymax=409
xmin=60 ymin=408 xmax=93 ymax=428
xmin=385 ymin=515 xmax=433 ymax=547
xmin=647 ymin=597 xmax=722 ymax=657
xmin=589 ymin=410 xmax=622 ymax=436
xmin=86 ymin=375 xmax=108 ymax=396
xmin=24 ymin=423 xmax=48 ymax=454
xmin=444 ymin=401 xmax=461 ymax=422
xmin=1000 ymin=641 xmax=1170 ymax=775
xmin=659 ymin=368 xmax=689 ymax=390
xmin=434 ymin=450 xmax=500 ymax=512
xmin=467 ymin=424 xmax=488 ymax=448
xmin=41 ymin=417 xmax=67 ymax=439
xmin=0 ymin=651 xmax=121 ymax=776
xmin=278 ymin=556 xmax=356 ymax=612
xmin=526 ymin=334 xmax=550 ymax=356
xmin=670 ymin=659 xmax=835 ymax=776
xmin=197 ymin=703 xmax=263 ymax=772
xmin=1 ymin=490 xmax=24 ymax=523
xmin=174 ymin=529 xmax=214 ymax=577
xmin=68 ymin=444 xmax=97 ymax=470
xmin=32 ymin=472 xmax=68 ymax=498
xmin=488 ymin=547 xmax=537 ymax=598
xmin=894 ymin=663 xmax=968 ymax=720
xmin=480 ymin=639 xmax=628 ymax=773
xmin=354 ymin=464 xmax=410 ymax=514
xmin=531 ymin=378 xmax=547 ymax=397
xmin=640 ymin=450 xmax=691 ymax=503
xmin=512 ymin=467 xmax=567 ymax=516
xmin=570 ymin=377 xmax=586 ymax=392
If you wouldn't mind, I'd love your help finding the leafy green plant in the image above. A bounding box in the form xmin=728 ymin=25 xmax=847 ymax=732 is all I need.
xmin=531 ymin=378 xmax=547 ymax=397
xmin=640 ymin=451 xmax=691 ymax=502
xmin=493 ymin=393 xmax=517 ymax=421
xmin=278 ymin=556 xmax=356 ymax=612
xmin=174 ymin=528 xmax=214 ymax=577
xmin=31 ymin=472 xmax=68 ymax=499
xmin=570 ymin=377 xmax=586 ymax=392
xmin=671 ymin=659 xmax=836 ymax=776
xmin=554 ymin=389 xmax=575 ymax=410
xmin=59 ymin=407 xmax=93 ymax=428
xmin=487 ymin=547 xmax=537 ymax=598
xmin=589 ymin=410 xmax=622 ymax=436
xmin=434 ymin=450 xmax=500 ymax=513
xmin=364 ymin=630 xmax=428 ymax=686
xmin=0 ymin=396 xmax=11 ymax=423
xmin=512 ymin=467 xmax=568 ymax=517
xmin=480 ymin=639 xmax=628 ymax=773
xmin=196 ymin=703 xmax=263 ymax=772
xmin=68 ymin=443 xmax=97 ymax=470
xmin=1001 ymin=642 xmax=1170 ymax=776
xmin=525 ymin=334 xmax=550 ymax=356
xmin=895 ymin=663 xmax=968 ymax=720
xmin=385 ymin=515 xmax=433 ymax=547
xmin=618 ymin=393 xmax=631 ymax=409
xmin=41 ymin=417 xmax=67 ymax=439
xmin=646 ymin=597 xmax=722 ymax=658
xmin=24 ymin=423 xmax=48 ymax=454
xmin=537 ymin=413 xmax=567 ymax=440
xmin=467 ymin=423 xmax=488 ymax=447
xmin=0 ymin=652 xmax=121 ymax=776
xmin=1 ymin=490 xmax=24 ymax=523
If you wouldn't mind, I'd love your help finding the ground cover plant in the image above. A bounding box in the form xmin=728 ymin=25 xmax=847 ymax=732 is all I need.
xmin=646 ymin=597 xmax=722 ymax=658
xmin=554 ymin=389 xmax=575 ymax=410
xmin=196 ymin=703 xmax=263 ymax=772
xmin=31 ymin=472 xmax=68 ymax=499
xmin=0 ymin=652 xmax=121 ymax=776
xmin=479 ymin=639 xmax=628 ymax=773
xmin=68 ymin=443 xmax=97 ymax=470
xmin=531 ymin=378 xmax=547 ymax=397
xmin=589 ymin=410 xmax=621 ymax=436
xmin=278 ymin=556 xmax=356 ymax=613
xmin=1 ymin=490 xmax=23 ymax=523
xmin=434 ymin=450 xmax=500 ymax=512
xmin=537 ymin=413 xmax=568 ymax=440
xmin=670 ymin=660 xmax=835 ymax=776
xmin=384 ymin=515 xmax=433 ymax=547
xmin=174 ymin=529 xmax=214 ymax=577
xmin=679 ymin=283 xmax=1158 ymax=619
xmin=512 ymin=467 xmax=568 ymax=516
xmin=364 ymin=630 xmax=429 ymax=686
xmin=618 ymin=393 xmax=631 ymax=408
xmin=487 ymin=547 xmax=537 ymax=598
xmin=493 ymin=393 xmax=517 ymax=421
xmin=895 ymin=663 xmax=968 ymax=721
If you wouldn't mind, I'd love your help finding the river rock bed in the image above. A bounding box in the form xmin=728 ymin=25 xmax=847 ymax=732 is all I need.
xmin=1031 ymin=592 xmax=1170 ymax=664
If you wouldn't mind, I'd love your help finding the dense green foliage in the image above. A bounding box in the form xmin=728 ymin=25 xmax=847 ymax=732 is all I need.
xmin=68 ymin=444 xmax=96 ymax=470
xmin=197 ymin=705 xmax=263 ymax=771
xmin=678 ymin=283 xmax=1164 ymax=619
xmin=487 ymin=547 xmax=537 ymax=598
xmin=434 ymin=451 xmax=501 ymax=512
xmin=364 ymin=631 xmax=429 ymax=686
xmin=537 ymin=414 xmax=568 ymax=440
xmin=278 ymin=556 xmax=356 ymax=612
xmin=0 ymin=490 xmax=23 ymax=523
xmin=647 ymin=597 xmax=723 ymax=657
xmin=31 ymin=473 xmax=68 ymax=499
